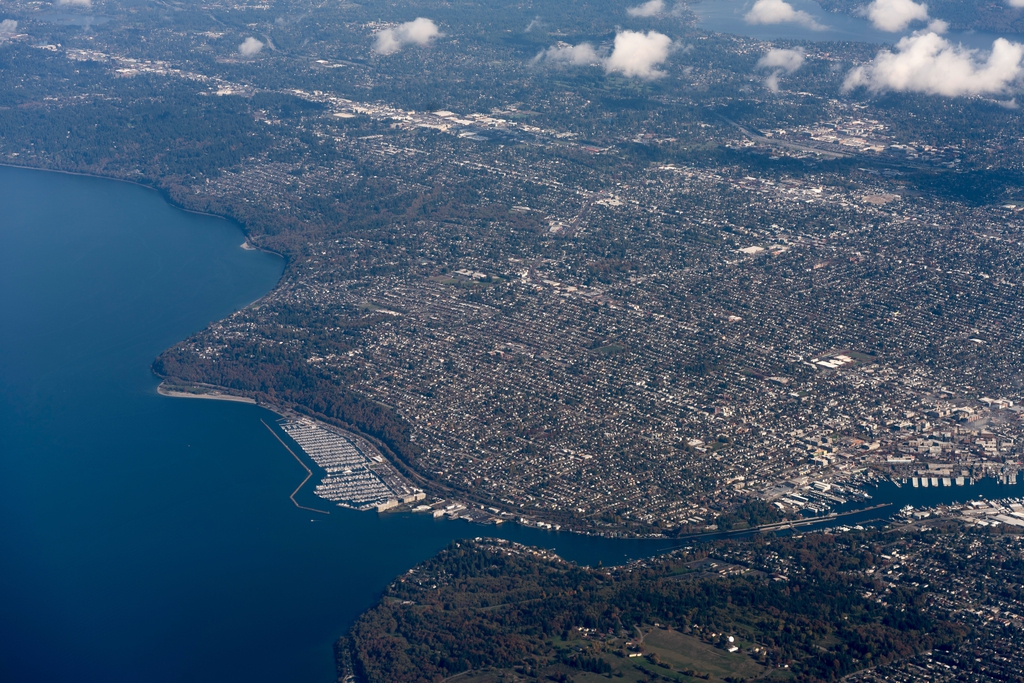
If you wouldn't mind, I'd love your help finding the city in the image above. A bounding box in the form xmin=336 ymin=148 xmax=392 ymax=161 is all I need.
xmin=3 ymin=0 xmax=1024 ymax=679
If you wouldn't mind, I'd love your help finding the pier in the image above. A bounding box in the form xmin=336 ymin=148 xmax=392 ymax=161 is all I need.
xmin=261 ymin=420 xmax=329 ymax=515
xmin=280 ymin=418 xmax=419 ymax=510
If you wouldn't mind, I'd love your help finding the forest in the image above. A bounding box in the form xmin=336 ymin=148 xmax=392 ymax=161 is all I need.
xmin=343 ymin=528 xmax=972 ymax=683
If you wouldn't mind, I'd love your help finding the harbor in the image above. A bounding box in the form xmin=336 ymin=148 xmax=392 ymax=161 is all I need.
xmin=279 ymin=417 xmax=423 ymax=511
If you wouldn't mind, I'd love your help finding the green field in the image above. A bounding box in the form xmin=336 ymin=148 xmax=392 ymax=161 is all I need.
xmin=434 ymin=626 xmax=783 ymax=683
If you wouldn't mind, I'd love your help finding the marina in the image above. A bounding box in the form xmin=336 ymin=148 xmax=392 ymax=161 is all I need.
xmin=260 ymin=420 xmax=329 ymax=515
xmin=896 ymin=495 xmax=1024 ymax=529
xmin=5 ymin=165 xmax=696 ymax=683
xmin=3 ymin=159 xmax=1024 ymax=683
xmin=279 ymin=418 xmax=422 ymax=510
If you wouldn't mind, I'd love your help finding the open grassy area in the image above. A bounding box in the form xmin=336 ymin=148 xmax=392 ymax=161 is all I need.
xmin=347 ymin=539 xmax=936 ymax=683
xmin=591 ymin=342 xmax=626 ymax=357
xmin=434 ymin=626 xmax=781 ymax=683
xmin=642 ymin=627 xmax=774 ymax=682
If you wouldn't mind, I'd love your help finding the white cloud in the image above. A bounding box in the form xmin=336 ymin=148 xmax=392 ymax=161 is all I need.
xmin=238 ymin=36 xmax=263 ymax=57
xmin=534 ymin=30 xmax=672 ymax=79
xmin=1007 ymin=0 xmax=1024 ymax=8
xmin=373 ymin=17 xmax=441 ymax=55
xmin=0 ymin=19 xmax=17 ymax=36
xmin=844 ymin=31 xmax=1024 ymax=96
xmin=534 ymin=42 xmax=602 ymax=66
xmin=757 ymin=47 xmax=805 ymax=92
xmin=604 ymin=29 xmax=673 ymax=79
xmin=757 ymin=47 xmax=805 ymax=72
xmin=745 ymin=0 xmax=827 ymax=30
xmin=57 ymin=0 xmax=91 ymax=7
xmin=627 ymin=0 xmax=665 ymax=17
xmin=864 ymin=0 xmax=930 ymax=32
xmin=536 ymin=29 xmax=671 ymax=78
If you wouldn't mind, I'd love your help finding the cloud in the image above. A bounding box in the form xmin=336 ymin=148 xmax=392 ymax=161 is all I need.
xmin=534 ymin=42 xmax=602 ymax=66
xmin=57 ymin=0 xmax=91 ymax=7
xmin=757 ymin=47 xmax=805 ymax=72
xmin=238 ymin=36 xmax=263 ymax=57
xmin=745 ymin=0 xmax=827 ymax=30
xmin=0 ymin=19 xmax=17 ymax=36
xmin=843 ymin=32 xmax=1024 ymax=96
xmin=534 ymin=30 xmax=672 ymax=79
xmin=863 ymin=0 xmax=930 ymax=32
xmin=757 ymin=47 xmax=805 ymax=91
xmin=604 ymin=29 xmax=673 ymax=79
xmin=373 ymin=17 xmax=441 ymax=55
xmin=627 ymin=0 xmax=665 ymax=17
xmin=1008 ymin=0 xmax=1024 ymax=8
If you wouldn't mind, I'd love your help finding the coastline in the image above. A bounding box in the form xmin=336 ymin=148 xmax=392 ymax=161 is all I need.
xmin=156 ymin=382 xmax=257 ymax=404
xmin=40 ymin=160 xmax=973 ymax=544
xmin=0 ymin=162 xmax=287 ymax=262
xmin=149 ymin=379 xmax=1024 ymax=543
xmin=6 ymin=162 xmax=538 ymax=537
xmin=155 ymin=381 xmax=902 ymax=541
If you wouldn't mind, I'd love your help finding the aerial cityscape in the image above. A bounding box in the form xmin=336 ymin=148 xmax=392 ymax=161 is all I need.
xmin=3 ymin=0 xmax=1024 ymax=679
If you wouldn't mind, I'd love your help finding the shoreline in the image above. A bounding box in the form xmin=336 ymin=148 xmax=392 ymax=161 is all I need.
xmin=154 ymin=377 xmax=999 ymax=544
xmin=157 ymin=382 xmax=257 ymax=404
xmin=4 ymin=163 xmax=688 ymax=542
xmin=154 ymin=381 xmax=912 ymax=542
xmin=0 ymin=162 xmax=287 ymax=262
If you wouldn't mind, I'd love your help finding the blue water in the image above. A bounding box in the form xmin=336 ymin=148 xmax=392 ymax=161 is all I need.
xmin=0 ymin=166 xmax=686 ymax=683
xmin=692 ymin=0 xmax=1021 ymax=50
xmin=2 ymin=165 xmax=1021 ymax=682
xmin=853 ymin=477 xmax=1024 ymax=512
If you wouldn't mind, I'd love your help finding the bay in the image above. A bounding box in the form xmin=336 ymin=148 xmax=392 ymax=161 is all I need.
xmin=0 ymin=166 xmax=680 ymax=683
xmin=691 ymin=0 xmax=1020 ymax=50
xmin=2 ymin=165 xmax=1020 ymax=683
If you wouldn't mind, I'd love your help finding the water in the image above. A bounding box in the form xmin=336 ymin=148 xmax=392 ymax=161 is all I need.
xmin=853 ymin=476 xmax=1024 ymax=512
xmin=1 ymin=165 xmax=1019 ymax=682
xmin=691 ymin=0 xmax=1021 ymax=50
xmin=0 ymin=166 xmax=684 ymax=683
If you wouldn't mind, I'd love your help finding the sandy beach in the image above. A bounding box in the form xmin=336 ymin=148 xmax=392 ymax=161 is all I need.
xmin=157 ymin=382 xmax=256 ymax=404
